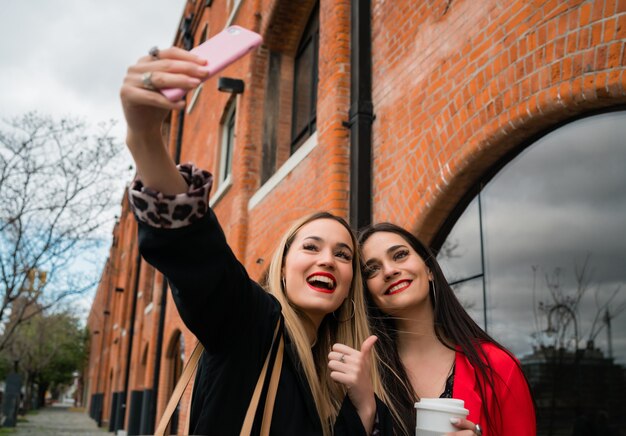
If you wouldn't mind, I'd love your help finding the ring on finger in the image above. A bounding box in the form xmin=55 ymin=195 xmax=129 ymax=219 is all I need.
xmin=149 ymin=46 xmax=160 ymax=60
xmin=142 ymin=72 xmax=156 ymax=91
xmin=339 ymin=353 xmax=345 ymax=363
xmin=474 ymin=424 xmax=483 ymax=436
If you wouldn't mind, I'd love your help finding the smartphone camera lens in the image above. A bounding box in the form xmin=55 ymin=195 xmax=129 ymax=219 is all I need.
xmin=227 ymin=27 xmax=241 ymax=35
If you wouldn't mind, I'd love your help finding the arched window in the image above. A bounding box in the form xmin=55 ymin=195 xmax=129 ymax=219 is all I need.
xmin=436 ymin=111 xmax=626 ymax=434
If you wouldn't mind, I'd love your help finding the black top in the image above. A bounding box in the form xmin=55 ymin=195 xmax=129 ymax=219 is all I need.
xmin=439 ymin=370 xmax=455 ymax=399
xmin=137 ymin=210 xmax=391 ymax=435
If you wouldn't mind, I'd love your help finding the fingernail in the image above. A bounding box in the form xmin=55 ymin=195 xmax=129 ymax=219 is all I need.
xmin=449 ymin=418 xmax=459 ymax=425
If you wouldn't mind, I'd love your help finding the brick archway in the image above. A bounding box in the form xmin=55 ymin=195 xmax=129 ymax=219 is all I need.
xmin=369 ymin=0 xmax=626 ymax=241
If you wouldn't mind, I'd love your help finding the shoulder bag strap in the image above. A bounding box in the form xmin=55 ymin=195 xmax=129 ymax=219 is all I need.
xmin=240 ymin=316 xmax=284 ymax=436
xmin=259 ymin=326 xmax=284 ymax=435
xmin=154 ymin=340 xmax=204 ymax=436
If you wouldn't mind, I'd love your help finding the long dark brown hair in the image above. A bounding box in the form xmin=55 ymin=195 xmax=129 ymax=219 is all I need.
xmin=359 ymin=223 xmax=531 ymax=435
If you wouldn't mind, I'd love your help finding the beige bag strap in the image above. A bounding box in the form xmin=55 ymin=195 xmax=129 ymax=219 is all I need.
xmin=155 ymin=340 xmax=204 ymax=436
xmin=239 ymin=318 xmax=284 ymax=435
xmin=259 ymin=330 xmax=284 ymax=435
xmin=155 ymin=317 xmax=283 ymax=436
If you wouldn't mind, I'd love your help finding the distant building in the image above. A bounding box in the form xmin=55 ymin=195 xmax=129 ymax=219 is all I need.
xmin=522 ymin=342 xmax=626 ymax=435
xmin=85 ymin=1 xmax=626 ymax=434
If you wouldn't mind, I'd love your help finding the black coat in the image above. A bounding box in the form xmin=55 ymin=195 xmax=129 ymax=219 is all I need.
xmin=137 ymin=210 xmax=391 ymax=435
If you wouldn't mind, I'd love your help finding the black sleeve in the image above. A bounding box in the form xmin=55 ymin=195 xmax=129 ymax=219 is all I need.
xmin=137 ymin=208 xmax=279 ymax=354
xmin=334 ymin=395 xmax=395 ymax=436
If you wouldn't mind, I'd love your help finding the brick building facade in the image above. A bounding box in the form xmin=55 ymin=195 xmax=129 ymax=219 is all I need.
xmin=86 ymin=0 xmax=626 ymax=434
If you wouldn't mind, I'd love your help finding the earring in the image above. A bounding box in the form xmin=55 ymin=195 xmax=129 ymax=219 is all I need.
xmin=333 ymin=299 xmax=355 ymax=322
xmin=430 ymin=280 xmax=437 ymax=307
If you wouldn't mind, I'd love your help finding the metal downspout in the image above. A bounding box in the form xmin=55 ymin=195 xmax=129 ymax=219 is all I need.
xmin=119 ymin=252 xmax=142 ymax=430
xmin=347 ymin=0 xmax=374 ymax=229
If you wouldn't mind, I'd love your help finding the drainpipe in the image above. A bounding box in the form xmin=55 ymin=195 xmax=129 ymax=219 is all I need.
xmin=144 ymin=277 xmax=169 ymax=434
xmin=145 ymin=14 xmax=194 ymax=434
xmin=93 ymin=259 xmax=113 ymax=427
xmin=347 ymin=0 xmax=374 ymax=229
xmin=119 ymin=252 xmax=142 ymax=430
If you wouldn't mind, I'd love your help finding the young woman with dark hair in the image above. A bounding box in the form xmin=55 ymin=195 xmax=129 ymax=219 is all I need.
xmin=342 ymin=223 xmax=536 ymax=436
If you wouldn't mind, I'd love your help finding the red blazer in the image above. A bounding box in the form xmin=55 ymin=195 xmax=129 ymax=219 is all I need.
xmin=453 ymin=343 xmax=536 ymax=436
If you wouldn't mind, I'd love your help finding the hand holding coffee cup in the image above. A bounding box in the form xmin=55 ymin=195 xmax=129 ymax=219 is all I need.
xmin=415 ymin=398 xmax=470 ymax=435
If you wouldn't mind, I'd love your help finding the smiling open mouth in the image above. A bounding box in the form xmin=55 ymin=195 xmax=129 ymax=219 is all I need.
xmin=306 ymin=273 xmax=336 ymax=293
xmin=384 ymin=280 xmax=411 ymax=295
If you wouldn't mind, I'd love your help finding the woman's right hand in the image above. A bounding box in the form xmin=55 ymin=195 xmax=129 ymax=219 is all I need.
xmin=120 ymin=47 xmax=210 ymax=140
xmin=119 ymin=47 xmax=211 ymax=194
xmin=329 ymin=336 xmax=378 ymax=434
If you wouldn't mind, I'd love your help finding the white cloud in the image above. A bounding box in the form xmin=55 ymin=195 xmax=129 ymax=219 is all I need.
xmin=0 ymin=0 xmax=185 ymax=137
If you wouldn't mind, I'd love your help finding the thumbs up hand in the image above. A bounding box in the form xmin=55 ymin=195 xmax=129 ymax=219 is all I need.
xmin=328 ymin=335 xmax=378 ymax=433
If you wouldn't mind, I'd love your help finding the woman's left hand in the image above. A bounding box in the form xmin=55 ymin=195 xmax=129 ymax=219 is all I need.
xmin=445 ymin=417 xmax=483 ymax=435
xmin=329 ymin=335 xmax=378 ymax=433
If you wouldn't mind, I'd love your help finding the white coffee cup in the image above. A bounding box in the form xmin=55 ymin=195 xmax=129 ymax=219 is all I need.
xmin=415 ymin=398 xmax=469 ymax=435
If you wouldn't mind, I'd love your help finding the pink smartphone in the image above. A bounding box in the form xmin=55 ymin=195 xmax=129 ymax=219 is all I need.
xmin=161 ymin=25 xmax=263 ymax=102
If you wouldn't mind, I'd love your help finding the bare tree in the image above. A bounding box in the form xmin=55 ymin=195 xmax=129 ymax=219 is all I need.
xmin=0 ymin=112 xmax=129 ymax=351
xmin=531 ymin=254 xmax=626 ymax=353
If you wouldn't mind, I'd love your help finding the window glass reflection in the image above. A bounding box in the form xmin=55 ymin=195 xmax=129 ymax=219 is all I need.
xmin=450 ymin=278 xmax=484 ymax=330
xmin=437 ymin=112 xmax=626 ymax=435
xmin=437 ymin=198 xmax=482 ymax=283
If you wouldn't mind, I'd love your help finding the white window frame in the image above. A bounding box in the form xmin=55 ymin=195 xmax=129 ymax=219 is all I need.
xmin=210 ymin=102 xmax=236 ymax=207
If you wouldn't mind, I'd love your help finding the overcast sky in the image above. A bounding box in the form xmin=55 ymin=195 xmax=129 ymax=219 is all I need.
xmin=0 ymin=1 xmax=186 ymax=318
xmin=0 ymin=0 xmax=186 ymax=138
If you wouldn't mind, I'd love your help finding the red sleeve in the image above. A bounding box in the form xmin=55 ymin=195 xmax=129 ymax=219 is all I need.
xmin=492 ymin=349 xmax=536 ymax=436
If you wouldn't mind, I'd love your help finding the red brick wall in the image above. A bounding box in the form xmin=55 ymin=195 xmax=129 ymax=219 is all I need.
xmin=86 ymin=0 xmax=626 ymax=432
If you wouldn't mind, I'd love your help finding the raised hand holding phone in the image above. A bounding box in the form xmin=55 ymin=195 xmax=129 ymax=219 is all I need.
xmin=161 ymin=26 xmax=263 ymax=102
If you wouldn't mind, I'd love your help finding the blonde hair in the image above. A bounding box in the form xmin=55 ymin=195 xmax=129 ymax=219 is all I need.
xmin=266 ymin=212 xmax=387 ymax=435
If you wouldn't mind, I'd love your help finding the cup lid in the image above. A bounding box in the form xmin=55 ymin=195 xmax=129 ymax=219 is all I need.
xmin=414 ymin=398 xmax=469 ymax=415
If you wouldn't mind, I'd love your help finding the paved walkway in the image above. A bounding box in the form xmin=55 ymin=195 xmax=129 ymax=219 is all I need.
xmin=10 ymin=403 xmax=108 ymax=435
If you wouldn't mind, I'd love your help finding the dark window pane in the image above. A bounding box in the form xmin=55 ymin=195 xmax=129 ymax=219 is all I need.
xmin=292 ymin=40 xmax=313 ymax=142
xmin=224 ymin=110 xmax=235 ymax=177
xmin=219 ymin=106 xmax=235 ymax=184
xmin=291 ymin=4 xmax=319 ymax=153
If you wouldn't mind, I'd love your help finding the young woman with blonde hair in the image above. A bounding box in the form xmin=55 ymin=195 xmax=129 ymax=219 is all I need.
xmin=120 ymin=46 xmax=391 ymax=435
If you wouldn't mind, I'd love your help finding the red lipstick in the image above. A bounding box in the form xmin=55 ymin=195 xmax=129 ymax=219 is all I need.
xmin=385 ymin=279 xmax=411 ymax=296
xmin=306 ymin=272 xmax=337 ymax=294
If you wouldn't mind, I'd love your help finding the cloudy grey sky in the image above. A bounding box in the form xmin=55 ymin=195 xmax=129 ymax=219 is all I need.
xmin=0 ymin=0 xmax=186 ymax=138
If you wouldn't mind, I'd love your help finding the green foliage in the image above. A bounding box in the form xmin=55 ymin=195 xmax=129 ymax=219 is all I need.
xmin=0 ymin=310 xmax=87 ymax=398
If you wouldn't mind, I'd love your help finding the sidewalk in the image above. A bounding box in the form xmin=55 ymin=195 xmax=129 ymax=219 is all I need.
xmin=10 ymin=403 xmax=108 ymax=435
